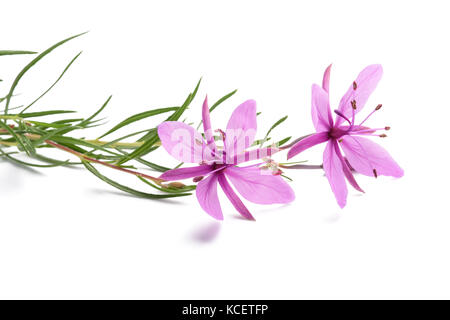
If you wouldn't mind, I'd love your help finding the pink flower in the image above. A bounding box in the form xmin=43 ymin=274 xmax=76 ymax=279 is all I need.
xmin=287 ymin=64 xmax=404 ymax=208
xmin=158 ymin=97 xmax=295 ymax=220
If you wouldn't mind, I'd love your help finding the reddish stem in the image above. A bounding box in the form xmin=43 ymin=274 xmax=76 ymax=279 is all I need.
xmin=45 ymin=140 xmax=164 ymax=183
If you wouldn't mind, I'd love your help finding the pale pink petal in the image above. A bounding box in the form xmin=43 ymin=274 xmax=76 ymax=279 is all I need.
xmin=225 ymin=100 xmax=257 ymax=157
xmin=232 ymin=147 xmax=279 ymax=165
xmin=333 ymin=141 xmax=364 ymax=193
xmin=323 ymin=140 xmax=348 ymax=208
xmin=224 ymin=165 xmax=295 ymax=204
xmin=311 ymin=84 xmax=333 ymax=132
xmin=340 ymin=136 xmax=404 ymax=178
xmin=158 ymin=121 xmax=213 ymax=163
xmin=196 ymin=173 xmax=223 ymax=220
xmin=287 ymin=132 xmax=329 ymax=160
xmin=322 ymin=64 xmax=332 ymax=93
xmin=336 ymin=64 xmax=383 ymax=126
xmin=217 ymin=173 xmax=255 ymax=220
xmin=202 ymin=95 xmax=216 ymax=147
xmin=160 ymin=164 xmax=213 ymax=181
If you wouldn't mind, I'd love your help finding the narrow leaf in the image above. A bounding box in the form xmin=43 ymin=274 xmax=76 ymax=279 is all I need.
xmin=82 ymin=161 xmax=191 ymax=199
xmin=4 ymin=32 xmax=87 ymax=114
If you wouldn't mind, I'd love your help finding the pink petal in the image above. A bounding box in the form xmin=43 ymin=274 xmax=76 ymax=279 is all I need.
xmin=225 ymin=100 xmax=257 ymax=157
xmin=311 ymin=84 xmax=333 ymax=132
xmin=340 ymin=136 xmax=404 ymax=178
xmin=323 ymin=140 xmax=348 ymax=208
xmin=224 ymin=165 xmax=295 ymax=205
xmin=232 ymin=147 xmax=279 ymax=165
xmin=336 ymin=64 xmax=383 ymax=126
xmin=202 ymin=95 xmax=216 ymax=147
xmin=160 ymin=164 xmax=213 ymax=181
xmin=287 ymin=131 xmax=329 ymax=160
xmin=322 ymin=64 xmax=332 ymax=93
xmin=217 ymin=173 xmax=255 ymax=220
xmin=333 ymin=141 xmax=364 ymax=193
xmin=196 ymin=173 xmax=223 ymax=220
xmin=158 ymin=121 xmax=213 ymax=163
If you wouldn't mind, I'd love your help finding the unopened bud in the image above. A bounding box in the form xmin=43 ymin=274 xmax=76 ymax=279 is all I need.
xmin=167 ymin=182 xmax=186 ymax=188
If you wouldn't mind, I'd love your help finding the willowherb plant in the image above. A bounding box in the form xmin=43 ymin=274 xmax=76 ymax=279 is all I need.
xmin=0 ymin=33 xmax=403 ymax=220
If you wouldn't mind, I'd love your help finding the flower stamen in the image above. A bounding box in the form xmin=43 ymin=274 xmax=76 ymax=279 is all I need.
xmin=359 ymin=104 xmax=383 ymax=126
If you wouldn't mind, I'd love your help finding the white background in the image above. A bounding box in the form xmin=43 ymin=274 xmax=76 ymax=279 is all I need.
xmin=0 ymin=0 xmax=449 ymax=299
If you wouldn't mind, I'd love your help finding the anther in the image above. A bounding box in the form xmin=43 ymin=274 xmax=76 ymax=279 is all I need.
xmin=273 ymin=169 xmax=283 ymax=176
xmin=375 ymin=104 xmax=382 ymax=110
xmin=385 ymin=126 xmax=391 ymax=131
xmin=379 ymin=134 xmax=387 ymax=138
xmin=353 ymin=81 xmax=357 ymax=90
xmin=338 ymin=139 xmax=343 ymax=143
xmin=193 ymin=176 xmax=204 ymax=183
xmin=373 ymin=169 xmax=378 ymax=178
xmin=351 ymin=100 xmax=357 ymax=109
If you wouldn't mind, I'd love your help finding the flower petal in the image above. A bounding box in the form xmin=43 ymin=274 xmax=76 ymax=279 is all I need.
xmin=225 ymin=99 xmax=257 ymax=157
xmin=217 ymin=173 xmax=255 ymax=220
xmin=158 ymin=121 xmax=213 ymax=163
xmin=322 ymin=64 xmax=332 ymax=93
xmin=334 ymin=141 xmax=364 ymax=193
xmin=224 ymin=165 xmax=295 ymax=204
xmin=323 ymin=140 xmax=347 ymax=208
xmin=160 ymin=164 xmax=213 ymax=181
xmin=340 ymin=136 xmax=404 ymax=178
xmin=232 ymin=147 xmax=279 ymax=165
xmin=196 ymin=173 xmax=223 ymax=220
xmin=287 ymin=131 xmax=329 ymax=160
xmin=311 ymin=84 xmax=333 ymax=132
xmin=202 ymin=95 xmax=216 ymax=147
xmin=336 ymin=64 xmax=383 ymax=126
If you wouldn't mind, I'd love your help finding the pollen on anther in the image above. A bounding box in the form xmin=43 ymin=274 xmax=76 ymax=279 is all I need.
xmin=373 ymin=169 xmax=378 ymax=178
xmin=351 ymin=100 xmax=357 ymax=109
xmin=338 ymin=139 xmax=343 ymax=143
xmin=375 ymin=104 xmax=382 ymax=110
xmin=353 ymin=81 xmax=357 ymax=90
xmin=379 ymin=134 xmax=387 ymax=138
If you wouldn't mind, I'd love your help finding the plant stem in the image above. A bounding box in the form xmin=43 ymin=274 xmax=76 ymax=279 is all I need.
xmin=279 ymin=164 xmax=323 ymax=170
xmin=44 ymin=139 xmax=164 ymax=183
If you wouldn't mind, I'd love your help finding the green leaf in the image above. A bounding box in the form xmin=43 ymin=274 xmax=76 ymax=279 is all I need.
xmin=3 ymin=32 xmax=87 ymax=114
xmin=26 ymin=120 xmax=69 ymax=128
xmin=20 ymin=51 xmax=83 ymax=114
xmin=0 ymin=50 xmax=37 ymax=56
xmin=196 ymin=89 xmax=237 ymax=130
xmin=18 ymin=110 xmax=76 ymax=118
xmin=0 ymin=121 xmax=33 ymax=155
xmin=82 ymin=161 xmax=191 ymax=199
xmin=79 ymin=95 xmax=111 ymax=126
xmin=276 ymin=136 xmax=291 ymax=147
xmin=118 ymin=79 xmax=202 ymax=164
xmin=98 ymin=106 xmax=179 ymax=139
xmin=210 ymin=89 xmax=237 ymax=113
xmin=260 ymin=115 xmax=288 ymax=147
xmin=0 ymin=147 xmax=65 ymax=167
